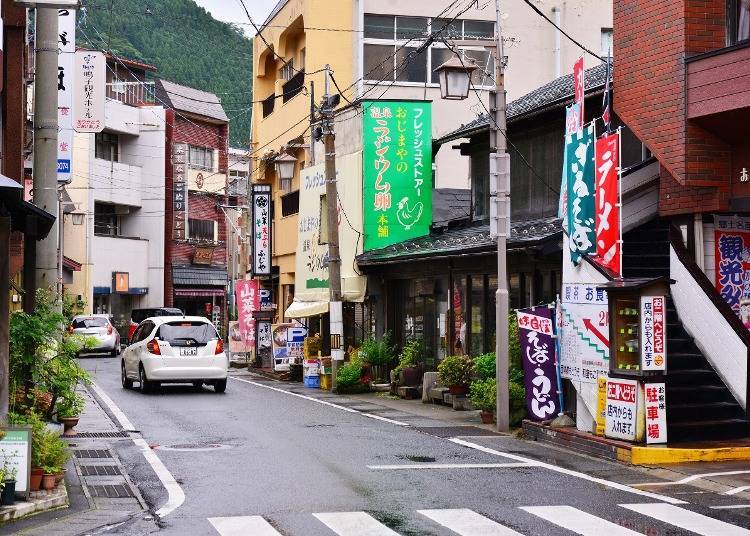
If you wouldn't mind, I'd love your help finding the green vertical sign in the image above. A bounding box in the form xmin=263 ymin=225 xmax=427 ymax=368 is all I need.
xmin=566 ymin=123 xmax=595 ymax=265
xmin=362 ymin=100 xmax=432 ymax=251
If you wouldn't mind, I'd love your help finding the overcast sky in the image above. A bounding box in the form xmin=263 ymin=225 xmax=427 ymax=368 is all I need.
xmin=193 ymin=0 xmax=279 ymax=35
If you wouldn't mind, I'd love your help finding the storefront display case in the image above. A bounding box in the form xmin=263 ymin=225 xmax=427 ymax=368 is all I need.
xmin=599 ymin=277 xmax=672 ymax=378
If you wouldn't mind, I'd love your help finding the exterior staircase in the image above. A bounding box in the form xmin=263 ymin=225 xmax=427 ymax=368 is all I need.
xmin=622 ymin=220 xmax=750 ymax=442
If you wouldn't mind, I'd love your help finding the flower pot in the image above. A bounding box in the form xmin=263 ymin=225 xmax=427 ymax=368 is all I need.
xmin=400 ymin=365 xmax=423 ymax=387
xmin=41 ymin=473 xmax=56 ymax=491
xmin=448 ymin=384 xmax=469 ymax=396
xmin=61 ymin=416 xmax=80 ymax=437
xmin=480 ymin=410 xmax=495 ymax=424
xmin=54 ymin=469 xmax=66 ymax=485
xmin=30 ymin=468 xmax=44 ymax=491
xmin=1 ymin=480 xmax=16 ymax=505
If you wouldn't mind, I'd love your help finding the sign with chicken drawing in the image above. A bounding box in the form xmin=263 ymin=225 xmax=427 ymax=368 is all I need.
xmin=362 ymin=100 xmax=432 ymax=250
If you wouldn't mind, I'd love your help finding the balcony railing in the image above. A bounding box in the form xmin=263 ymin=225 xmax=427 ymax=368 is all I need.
xmin=282 ymin=70 xmax=305 ymax=103
xmin=262 ymin=92 xmax=275 ymax=118
xmin=106 ymin=81 xmax=156 ymax=107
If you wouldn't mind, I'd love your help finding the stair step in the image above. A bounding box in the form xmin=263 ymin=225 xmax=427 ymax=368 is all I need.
xmin=667 ymin=401 xmax=744 ymax=422
xmin=667 ymin=353 xmax=707 ymax=370
xmin=666 ymin=370 xmax=723 ymax=386
xmin=668 ymin=418 xmax=750 ymax=442
xmin=622 ymin=267 xmax=670 ymax=278
xmin=667 ymin=385 xmax=728 ymax=404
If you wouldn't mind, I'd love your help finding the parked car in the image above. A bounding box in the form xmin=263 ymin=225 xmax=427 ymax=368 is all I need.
xmin=127 ymin=307 xmax=183 ymax=344
xmin=69 ymin=314 xmax=120 ymax=357
xmin=121 ymin=316 xmax=228 ymax=394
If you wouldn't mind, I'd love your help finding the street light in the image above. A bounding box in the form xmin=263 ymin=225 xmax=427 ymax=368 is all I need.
xmin=274 ymin=153 xmax=297 ymax=191
xmin=71 ymin=211 xmax=85 ymax=226
xmin=433 ymin=56 xmax=477 ymax=101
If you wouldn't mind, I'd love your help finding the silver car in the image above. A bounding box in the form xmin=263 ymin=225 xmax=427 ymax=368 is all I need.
xmin=70 ymin=314 xmax=121 ymax=357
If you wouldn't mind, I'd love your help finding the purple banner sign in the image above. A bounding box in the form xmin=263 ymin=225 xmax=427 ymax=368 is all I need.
xmin=517 ymin=307 xmax=560 ymax=421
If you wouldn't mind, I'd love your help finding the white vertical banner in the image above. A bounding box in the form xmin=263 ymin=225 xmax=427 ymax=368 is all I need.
xmin=644 ymin=382 xmax=667 ymax=444
xmin=57 ymin=8 xmax=76 ymax=183
xmin=641 ymin=295 xmax=667 ymax=371
xmin=73 ymin=51 xmax=105 ymax=133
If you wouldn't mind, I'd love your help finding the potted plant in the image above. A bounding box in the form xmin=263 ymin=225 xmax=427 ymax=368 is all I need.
xmin=335 ymin=357 xmax=368 ymax=394
xmin=1 ymin=465 xmax=17 ymax=505
xmin=57 ymin=394 xmax=84 ymax=436
xmin=358 ymin=333 xmax=395 ymax=384
xmin=395 ymin=339 xmax=427 ymax=387
xmin=469 ymin=378 xmax=497 ymax=424
xmin=41 ymin=466 xmax=58 ymax=491
xmin=47 ymin=437 xmax=70 ymax=484
xmin=437 ymin=355 xmax=474 ymax=395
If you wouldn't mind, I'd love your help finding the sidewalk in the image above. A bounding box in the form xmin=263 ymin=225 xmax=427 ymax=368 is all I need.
xmin=4 ymin=386 xmax=147 ymax=536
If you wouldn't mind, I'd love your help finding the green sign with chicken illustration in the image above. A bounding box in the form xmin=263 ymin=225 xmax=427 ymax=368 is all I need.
xmin=362 ymin=100 xmax=432 ymax=251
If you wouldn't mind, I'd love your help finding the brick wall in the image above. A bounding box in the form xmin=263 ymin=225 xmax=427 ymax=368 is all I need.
xmin=173 ymin=116 xmax=229 ymax=172
xmin=172 ymin=192 xmax=227 ymax=266
xmin=614 ymin=0 xmax=732 ymax=216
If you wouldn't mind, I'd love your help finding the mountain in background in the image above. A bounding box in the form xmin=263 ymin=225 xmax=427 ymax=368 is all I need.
xmin=78 ymin=0 xmax=253 ymax=148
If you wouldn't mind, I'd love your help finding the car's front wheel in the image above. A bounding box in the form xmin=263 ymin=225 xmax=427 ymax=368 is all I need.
xmin=121 ymin=362 xmax=133 ymax=390
xmin=213 ymin=379 xmax=227 ymax=393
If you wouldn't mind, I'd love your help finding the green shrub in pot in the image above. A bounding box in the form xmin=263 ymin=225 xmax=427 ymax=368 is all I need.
xmin=468 ymin=378 xmax=496 ymax=412
xmin=437 ymin=355 xmax=474 ymax=389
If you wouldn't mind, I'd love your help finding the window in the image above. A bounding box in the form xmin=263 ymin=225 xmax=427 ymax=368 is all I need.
xmin=299 ymin=48 xmax=306 ymax=71
xmin=188 ymin=218 xmax=217 ymax=242
xmin=600 ymin=28 xmax=613 ymax=57
xmin=158 ymin=321 xmax=218 ymax=346
xmin=94 ymin=203 xmax=120 ymax=236
xmin=729 ymin=0 xmax=750 ymax=45
xmin=279 ymin=59 xmax=295 ymax=81
xmin=95 ymin=132 xmax=119 ymax=162
xmin=188 ymin=145 xmax=214 ymax=171
xmin=363 ymin=14 xmax=495 ymax=86
xmin=281 ymin=190 xmax=300 ymax=217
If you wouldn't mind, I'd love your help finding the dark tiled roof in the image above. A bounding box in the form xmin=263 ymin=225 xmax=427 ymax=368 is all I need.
xmin=433 ymin=188 xmax=471 ymax=226
xmin=357 ymin=216 xmax=562 ymax=266
xmin=436 ymin=62 xmax=609 ymax=144
xmin=155 ymin=79 xmax=229 ymax=123
xmin=172 ymin=266 xmax=228 ymax=287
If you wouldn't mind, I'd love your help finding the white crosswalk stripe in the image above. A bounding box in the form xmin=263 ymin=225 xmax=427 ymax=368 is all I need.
xmin=520 ymin=506 xmax=642 ymax=535
xmin=419 ymin=508 xmax=523 ymax=535
xmin=620 ymin=503 xmax=750 ymax=536
xmin=313 ymin=512 xmax=401 ymax=535
xmin=208 ymin=516 xmax=282 ymax=536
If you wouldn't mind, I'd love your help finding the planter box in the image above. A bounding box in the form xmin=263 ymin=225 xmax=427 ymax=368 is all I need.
xmin=397 ymin=386 xmax=421 ymax=400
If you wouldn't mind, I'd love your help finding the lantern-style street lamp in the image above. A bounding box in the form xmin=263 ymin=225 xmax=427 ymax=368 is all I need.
xmin=274 ymin=153 xmax=297 ymax=191
xmin=433 ymin=56 xmax=477 ymax=101
xmin=71 ymin=211 xmax=85 ymax=226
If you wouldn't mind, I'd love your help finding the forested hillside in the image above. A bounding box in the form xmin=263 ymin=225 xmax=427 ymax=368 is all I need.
xmin=78 ymin=0 xmax=253 ymax=147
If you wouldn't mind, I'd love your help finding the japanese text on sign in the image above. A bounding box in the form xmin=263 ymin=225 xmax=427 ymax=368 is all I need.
xmin=172 ymin=143 xmax=187 ymax=239
xmin=605 ymin=378 xmax=638 ymax=441
xmin=644 ymin=383 xmax=667 ymax=444
xmin=560 ymin=283 xmax=609 ymax=383
xmin=714 ymin=215 xmax=750 ymax=328
xmin=517 ymin=307 xmax=559 ymax=421
xmin=57 ymin=9 xmax=76 ymax=183
xmin=641 ymin=296 xmax=666 ymax=371
xmin=253 ymin=187 xmax=271 ymax=275
xmin=594 ymin=132 xmax=621 ymax=275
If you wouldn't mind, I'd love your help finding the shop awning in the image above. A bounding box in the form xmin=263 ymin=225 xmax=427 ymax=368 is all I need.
xmin=284 ymin=300 xmax=329 ymax=318
xmin=174 ymin=288 xmax=225 ymax=298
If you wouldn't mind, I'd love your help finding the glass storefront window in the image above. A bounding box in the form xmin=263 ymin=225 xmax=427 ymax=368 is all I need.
xmin=471 ymin=276 xmax=485 ymax=355
xmin=452 ymin=277 xmax=468 ymax=355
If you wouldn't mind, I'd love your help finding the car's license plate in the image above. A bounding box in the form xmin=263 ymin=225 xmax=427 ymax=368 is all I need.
xmin=180 ymin=348 xmax=197 ymax=356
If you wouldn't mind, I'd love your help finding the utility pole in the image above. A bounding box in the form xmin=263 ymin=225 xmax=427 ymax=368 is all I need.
xmin=33 ymin=8 xmax=60 ymax=296
xmin=321 ymin=65 xmax=344 ymax=389
xmin=492 ymin=0 xmax=511 ymax=432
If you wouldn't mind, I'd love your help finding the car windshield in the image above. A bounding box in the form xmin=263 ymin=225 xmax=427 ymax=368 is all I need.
xmin=72 ymin=317 xmax=108 ymax=329
xmin=158 ymin=322 xmax=217 ymax=346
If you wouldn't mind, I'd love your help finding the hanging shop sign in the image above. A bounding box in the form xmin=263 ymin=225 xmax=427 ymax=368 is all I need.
xmin=594 ymin=131 xmax=621 ymax=275
xmin=362 ymin=100 xmax=432 ymax=251
xmin=172 ymin=143 xmax=187 ymax=240
xmin=292 ymin=152 xmax=365 ymax=310
xmin=573 ymin=56 xmax=585 ymax=126
xmin=235 ymin=279 xmax=259 ymax=346
xmin=714 ymin=215 xmax=750 ymax=327
xmin=193 ymin=246 xmax=215 ymax=265
xmin=566 ymin=124 xmax=596 ymax=265
xmin=57 ymin=8 xmax=76 ymax=183
xmin=560 ymin=283 xmax=609 ymax=383
xmin=640 ymin=295 xmax=667 ymax=371
xmin=605 ymin=378 xmax=638 ymax=441
xmin=644 ymin=382 xmax=667 ymax=444
xmin=0 ymin=427 xmax=31 ymax=497
xmin=73 ymin=50 xmax=105 ymax=133
xmin=252 ymin=185 xmax=271 ymax=276
xmin=517 ymin=307 xmax=559 ymax=421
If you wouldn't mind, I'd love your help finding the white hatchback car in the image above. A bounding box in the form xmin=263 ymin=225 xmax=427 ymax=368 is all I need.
xmin=121 ymin=316 xmax=228 ymax=393
xmin=70 ymin=314 xmax=120 ymax=357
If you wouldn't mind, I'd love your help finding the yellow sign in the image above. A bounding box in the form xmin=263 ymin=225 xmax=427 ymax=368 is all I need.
xmin=595 ymin=375 xmax=607 ymax=436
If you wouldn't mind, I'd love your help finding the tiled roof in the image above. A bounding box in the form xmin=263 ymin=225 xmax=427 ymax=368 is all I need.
xmin=436 ymin=62 xmax=609 ymax=144
xmin=155 ymin=79 xmax=229 ymax=123
xmin=357 ymin=216 xmax=562 ymax=266
xmin=172 ymin=266 xmax=228 ymax=287
xmin=433 ymin=188 xmax=471 ymax=226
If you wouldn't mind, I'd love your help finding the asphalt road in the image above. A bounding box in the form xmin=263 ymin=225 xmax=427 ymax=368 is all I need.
xmin=79 ymin=356 xmax=750 ymax=536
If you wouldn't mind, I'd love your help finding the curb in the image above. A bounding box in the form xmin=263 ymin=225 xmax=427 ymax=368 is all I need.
xmin=631 ymin=445 xmax=750 ymax=464
xmin=0 ymin=484 xmax=68 ymax=524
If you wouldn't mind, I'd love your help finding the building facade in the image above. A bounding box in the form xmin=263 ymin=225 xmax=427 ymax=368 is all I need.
xmin=63 ymin=56 xmax=166 ymax=338
xmin=158 ymin=80 xmax=230 ymax=332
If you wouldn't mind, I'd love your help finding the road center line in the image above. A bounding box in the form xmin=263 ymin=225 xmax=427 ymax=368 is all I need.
xmin=89 ymin=381 xmax=186 ymax=518
xmin=449 ymin=438 xmax=687 ymax=505
xmin=229 ymin=376 xmax=410 ymax=426
xmin=368 ymin=463 xmax=536 ymax=470
xmin=711 ymin=504 xmax=750 ymax=510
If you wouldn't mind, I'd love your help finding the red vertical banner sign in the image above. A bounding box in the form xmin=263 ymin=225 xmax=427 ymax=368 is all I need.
xmin=235 ymin=280 xmax=259 ymax=346
xmin=573 ymin=56 xmax=585 ymax=126
xmin=595 ymin=132 xmax=621 ymax=275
